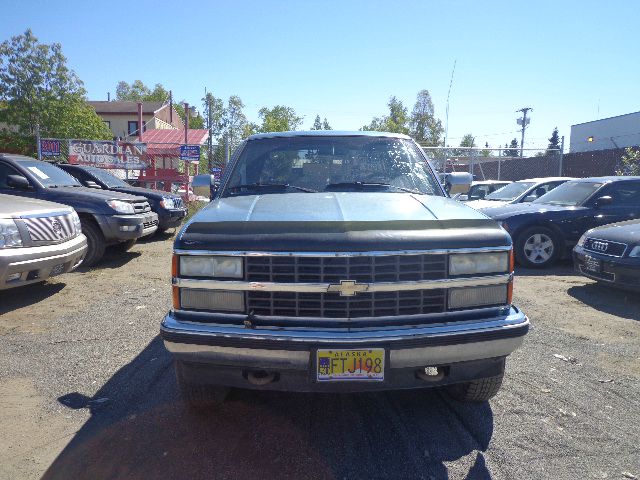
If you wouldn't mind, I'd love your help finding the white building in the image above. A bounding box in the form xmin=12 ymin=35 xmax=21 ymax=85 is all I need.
xmin=570 ymin=111 xmax=640 ymax=153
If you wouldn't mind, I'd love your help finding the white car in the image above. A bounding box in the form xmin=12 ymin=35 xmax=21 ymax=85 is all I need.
xmin=456 ymin=180 xmax=511 ymax=202
xmin=466 ymin=177 xmax=574 ymax=209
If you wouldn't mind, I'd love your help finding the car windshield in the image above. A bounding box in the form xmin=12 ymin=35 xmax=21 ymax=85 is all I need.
xmin=533 ymin=181 xmax=603 ymax=206
xmin=485 ymin=181 xmax=535 ymax=201
xmin=19 ymin=160 xmax=82 ymax=188
xmin=84 ymin=166 xmax=130 ymax=188
xmin=222 ymin=136 xmax=442 ymax=197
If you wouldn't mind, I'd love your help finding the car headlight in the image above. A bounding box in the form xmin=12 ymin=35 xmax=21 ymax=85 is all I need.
xmin=179 ymin=256 xmax=243 ymax=278
xmin=449 ymin=252 xmax=509 ymax=276
xmin=577 ymin=233 xmax=588 ymax=247
xmin=106 ymin=200 xmax=135 ymax=214
xmin=160 ymin=197 xmax=175 ymax=209
xmin=70 ymin=211 xmax=82 ymax=235
xmin=629 ymin=246 xmax=640 ymax=258
xmin=0 ymin=218 xmax=23 ymax=248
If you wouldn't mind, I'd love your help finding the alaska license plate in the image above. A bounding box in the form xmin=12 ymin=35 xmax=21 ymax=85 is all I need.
xmin=584 ymin=255 xmax=601 ymax=272
xmin=317 ymin=349 xmax=385 ymax=381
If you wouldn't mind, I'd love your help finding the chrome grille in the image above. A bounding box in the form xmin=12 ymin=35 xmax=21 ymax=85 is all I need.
xmin=132 ymin=201 xmax=151 ymax=214
xmin=247 ymin=289 xmax=446 ymax=318
xmin=246 ymin=254 xmax=447 ymax=283
xmin=143 ymin=219 xmax=159 ymax=229
xmin=22 ymin=214 xmax=75 ymax=242
xmin=173 ymin=197 xmax=184 ymax=209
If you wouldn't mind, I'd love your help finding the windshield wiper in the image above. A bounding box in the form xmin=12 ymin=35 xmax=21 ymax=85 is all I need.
xmin=228 ymin=183 xmax=316 ymax=193
xmin=325 ymin=182 xmax=421 ymax=194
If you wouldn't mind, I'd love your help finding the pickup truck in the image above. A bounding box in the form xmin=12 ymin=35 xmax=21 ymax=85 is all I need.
xmin=57 ymin=164 xmax=187 ymax=233
xmin=0 ymin=154 xmax=158 ymax=266
xmin=161 ymin=131 xmax=529 ymax=406
xmin=0 ymin=194 xmax=87 ymax=289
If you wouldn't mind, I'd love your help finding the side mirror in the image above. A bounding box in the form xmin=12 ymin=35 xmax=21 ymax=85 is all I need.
xmin=523 ymin=195 xmax=537 ymax=203
xmin=84 ymin=181 xmax=102 ymax=189
xmin=444 ymin=172 xmax=473 ymax=196
xmin=594 ymin=195 xmax=613 ymax=208
xmin=6 ymin=174 xmax=30 ymax=190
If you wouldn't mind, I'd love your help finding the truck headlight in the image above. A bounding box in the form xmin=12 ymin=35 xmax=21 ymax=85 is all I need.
xmin=106 ymin=200 xmax=135 ymax=214
xmin=449 ymin=252 xmax=509 ymax=276
xmin=70 ymin=211 xmax=82 ymax=235
xmin=448 ymin=285 xmax=508 ymax=309
xmin=179 ymin=255 xmax=243 ymax=278
xmin=160 ymin=197 xmax=175 ymax=209
xmin=0 ymin=219 xmax=23 ymax=248
xmin=629 ymin=246 xmax=640 ymax=258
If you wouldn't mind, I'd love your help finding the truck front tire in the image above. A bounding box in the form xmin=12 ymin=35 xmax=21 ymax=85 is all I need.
xmin=80 ymin=219 xmax=106 ymax=267
xmin=175 ymin=360 xmax=228 ymax=409
xmin=446 ymin=372 xmax=504 ymax=402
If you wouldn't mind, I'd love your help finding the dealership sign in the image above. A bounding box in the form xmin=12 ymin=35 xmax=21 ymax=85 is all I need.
xmin=180 ymin=144 xmax=200 ymax=161
xmin=40 ymin=139 xmax=61 ymax=157
xmin=68 ymin=141 xmax=149 ymax=169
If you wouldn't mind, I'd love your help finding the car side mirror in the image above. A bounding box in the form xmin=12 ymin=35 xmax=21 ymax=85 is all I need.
xmin=522 ymin=195 xmax=537 ymax=203
xmin=444 ymin=172 xmax=473 ymax=196
xmin=6 ymin=174 xmax=30 ymax=190
xmin=85 ymin=181 xmax=102 ymax=189
xmin=594 ymin=195 xmax=613 ymax=208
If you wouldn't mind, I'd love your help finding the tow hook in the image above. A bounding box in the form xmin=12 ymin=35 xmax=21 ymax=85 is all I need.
xmin=246 ymin=370 xmax=277 ymax=386
xmin=416 ymin=366 xmax=445 ymax=382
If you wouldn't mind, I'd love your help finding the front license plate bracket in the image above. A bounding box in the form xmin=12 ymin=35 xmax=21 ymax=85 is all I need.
xmin=316 ymin=348 xmax=385 ymax=382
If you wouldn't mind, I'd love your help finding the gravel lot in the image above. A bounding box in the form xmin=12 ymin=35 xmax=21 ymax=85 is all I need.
xmin=0 ymin=234 xmax=638 ymax=480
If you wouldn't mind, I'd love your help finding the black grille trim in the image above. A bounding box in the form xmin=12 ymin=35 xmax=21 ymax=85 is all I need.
xmin=583 ymin=237 xmax=627 ymax=257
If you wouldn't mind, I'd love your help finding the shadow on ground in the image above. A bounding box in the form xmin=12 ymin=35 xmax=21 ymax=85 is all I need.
xmin=43 ymin=337 xmax=494 ymax=480
xmin=515 ymin=259 xmax=575 ymax=277
xmin=0 ymin=282 xmax=66 ymax=315
xmin=568 ymin=283 xmax=640 ymax=321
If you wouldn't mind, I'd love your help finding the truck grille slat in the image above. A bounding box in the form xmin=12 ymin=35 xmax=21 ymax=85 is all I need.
xmin=22 ymin=214 xmax=75 ymax=243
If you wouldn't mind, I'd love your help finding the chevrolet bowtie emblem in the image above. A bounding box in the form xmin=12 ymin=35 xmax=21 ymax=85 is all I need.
xmin=327 ymin=280 xmax=369 ymax=297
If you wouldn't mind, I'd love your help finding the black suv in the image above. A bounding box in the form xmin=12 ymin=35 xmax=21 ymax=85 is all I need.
xmin=58 ymin=164 xmax=186 ymax=233
xmin=0 ymin=154 xmax=158 ymax=266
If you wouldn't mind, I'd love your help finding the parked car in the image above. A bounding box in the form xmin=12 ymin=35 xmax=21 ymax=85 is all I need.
xmin=161 ymin=131 xmax=528 ymax=407
xmin=466 ymin=177 xmax=573 ymax=209
xmin=573 ymin=219 xmax=640 ymax=291
xmin=0 ymin=154 xmax=158 ymax=266
xmin=480 ymin=176 xmax=640 ymax=268
xmin=57 ymin=164 xmax=187 ymax=234
xmin=0 ymin=194 xmax=87 ymax=290
xmin=455 ymin=180 xmax=511 ymax=202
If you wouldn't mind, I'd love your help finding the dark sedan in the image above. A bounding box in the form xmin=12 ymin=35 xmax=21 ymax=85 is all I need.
xmin=479 ymin=177 xmax=640 ymax=268
xmin=573 ymin=219 xmax=640 ymax=291
xmin=58 ymin=164 xmax=187 ymax=233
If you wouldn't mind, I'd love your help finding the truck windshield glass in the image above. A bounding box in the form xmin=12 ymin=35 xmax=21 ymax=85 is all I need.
xmin=222 ymin=136 xmax=442 ymax=197
xmin=533 ymin=181 xmax=602 ymax=206
xmin=84 ymin=167 xmax=130 ymax=188
xmin=19 ymin=161 xmax=81 ymax=188
xmin=485 ymin=182 xmax=535 ymax=201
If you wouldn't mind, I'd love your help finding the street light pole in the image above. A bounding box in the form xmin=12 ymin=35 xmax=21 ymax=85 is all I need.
xmin=517 ymin=107 xmax=532 ymax=157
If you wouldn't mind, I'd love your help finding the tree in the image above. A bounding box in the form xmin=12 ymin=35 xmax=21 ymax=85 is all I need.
xmin=504 ymin=138 xmax=519 ymax=157
xmin=481 ymin=142 xmax=492 ymax=157
xmin=322 ymin=118 xmax=332 ymax=130
xmin=362 ymin=96 xmax=410 ymax=135
xmin=311 ymin=115 xmax=322 ymax=130
xmin=173 ymin=102 xmax=205 ymax=129
xmin=257 ymin=105 xmax=303 ymax=133
xmin=615 ymin=147 xmax=640 ymax=176
xmin=409 ymin=89 xmax=443 ymax=146
xmin=454 ymin=133 xmax=476 ymax=157
xmin=0 ymin=30 xmax=111 ymax=154
xmin=546 ymin=127 xmax=561 ymax=154
xmin=115 ymin=81 xmax=169 ymax=102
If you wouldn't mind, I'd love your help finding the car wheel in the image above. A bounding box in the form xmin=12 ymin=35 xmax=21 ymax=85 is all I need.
xmin=80 ymin=219 xmax=106 ymax=267
xmin=175 ymin=360 xmax=229 ymax=409
xmin=113 ymin=239 xmax=137 ymax=252
xmin=446 ymin=372 xmax=504 ymax=402
xmin=515 ymin=226 xmax=560 ymax=268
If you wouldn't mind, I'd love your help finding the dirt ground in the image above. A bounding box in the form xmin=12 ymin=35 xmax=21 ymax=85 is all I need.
xmin=0 ymin=234 xmax=638 ymax=480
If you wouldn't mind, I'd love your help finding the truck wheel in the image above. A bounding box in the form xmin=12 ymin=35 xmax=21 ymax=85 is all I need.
xmin=80 ymin=219 xmax=106 ymax=267
xmin=515 ymin=226 xmax=560 ymax=268
xmin=113 ymin=239 xmax=137 ymax=252
xmin=446 ymin=373 xmax=504 ymax=402
xmin=175 ymin=360 xmax=228 ymax=409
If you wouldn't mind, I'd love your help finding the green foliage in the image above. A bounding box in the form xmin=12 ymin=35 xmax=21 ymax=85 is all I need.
xmin=115 ymin=80 xmax=169 ymax=102
xmin=504 ymin=138 xmax=519 ymax=157
xmin=459 ymin=134 xmax=476 ymax=148
xmin=311 ymin=115 xmax=322 ymax=130
xmin=546 ymin=127 xmax=561 ymax=154
xmin=362 ymin=96 xmax=410 ymax=135
xmin=0 ymin=29 xmax=111 ymax=153
xmin=481 ymin=142 xmax=492 ymax=157
xmin=615 ymin=147 xmax=640 ymax=176
xmin=258 ymin=105 xmax=303 ymax=133
xmin=173 ymin=102 xmax=205 ymax=129
xmin=410 ymin=90 xmax=443 ymax=146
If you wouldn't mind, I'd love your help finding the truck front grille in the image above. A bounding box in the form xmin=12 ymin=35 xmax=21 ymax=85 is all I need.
xmin=247 ymin=289 xmax=446 ymax=318
xmin=246 ymin=254 xmax=447 ymax=283
xmin=132 ymin=201 xmax=151 ymax=214
xmin=22 ymin=214 xmax=76 ymax=243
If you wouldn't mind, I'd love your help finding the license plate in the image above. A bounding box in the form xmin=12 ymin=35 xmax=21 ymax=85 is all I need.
xmin=584 ymin=255 xmax=601 ymax=272
xmin=50 ymin=263 xmax=65 ymax=276
xmin=317 ymin=349 xmax=385 ymax=381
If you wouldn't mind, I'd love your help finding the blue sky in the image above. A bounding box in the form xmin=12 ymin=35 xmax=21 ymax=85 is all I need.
xmin=2 ymin=0 xmax=639 ymax=150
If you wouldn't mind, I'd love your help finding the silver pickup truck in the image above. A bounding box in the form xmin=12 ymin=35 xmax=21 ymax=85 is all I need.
xmin=0 ymin=194 xmax=87 ymax=289
xmin=161 ymin=131 xmax=529 ymax=406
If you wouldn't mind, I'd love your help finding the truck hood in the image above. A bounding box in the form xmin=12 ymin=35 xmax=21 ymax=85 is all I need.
xmin=177 ymin=192 xmax=510 ymax=251
xmin=584 ymin=218 xmax=640 ymax=245
xmin=111 ymin=186 xmax=179 ymax=202
xmin=0 ymin=193 xmax=74 ymax=218
xmin=50 ymin=186 xmax=148 ymax=203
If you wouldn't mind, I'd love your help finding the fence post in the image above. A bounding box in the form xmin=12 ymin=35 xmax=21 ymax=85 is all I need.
xmin=559 ymin=136 xmax=565 ymax=176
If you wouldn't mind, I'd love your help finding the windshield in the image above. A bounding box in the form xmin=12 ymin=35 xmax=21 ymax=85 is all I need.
xmin=533 ymin=181 xmax=603 ymax=206
xmin=222 ymin=136 xmax=442 ymax=197
xmin=85 ymin=166 xmax=130 ymax=188
xmin=485 ymin=181 xmax=535 ymax=201
xmin=19 ymin=161 xmax=82 ymax=188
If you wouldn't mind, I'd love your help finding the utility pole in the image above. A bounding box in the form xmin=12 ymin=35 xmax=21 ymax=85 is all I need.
xmin=516 ymin=107 xmax=532 ymax=157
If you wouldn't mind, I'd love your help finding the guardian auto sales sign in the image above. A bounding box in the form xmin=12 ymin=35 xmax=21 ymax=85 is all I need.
xmin=68 ymin=141 xmax=149 ymax=169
